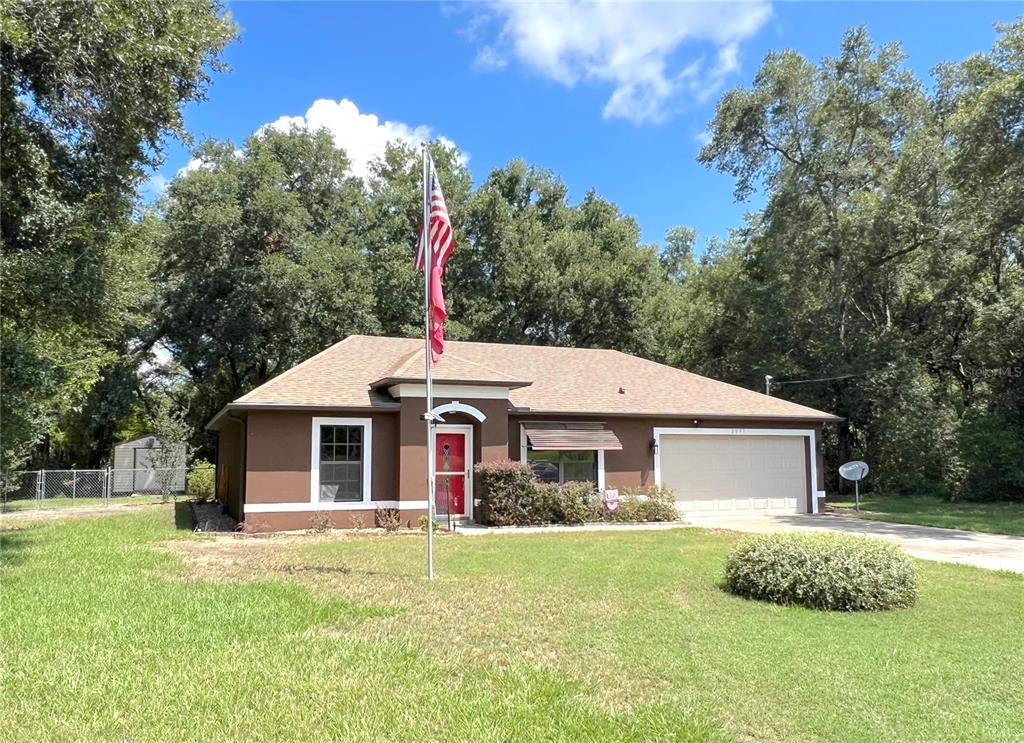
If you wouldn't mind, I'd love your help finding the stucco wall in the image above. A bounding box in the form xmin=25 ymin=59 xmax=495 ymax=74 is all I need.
xmin=217 ymin=423 xmax=244 ymax=521
xmin=244 ymin=409 xmax=399 ymax=505
xmin=237 ymin=405 xmax=826 ymax=529
xmin=397 ymin=396 xmax=509 ymax=502
xmin=508 ymin=414 xmax=825 ymax=511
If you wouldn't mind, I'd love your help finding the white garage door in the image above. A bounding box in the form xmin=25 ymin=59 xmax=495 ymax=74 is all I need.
xmin=659 ymin=434 xmax=808 ymax=513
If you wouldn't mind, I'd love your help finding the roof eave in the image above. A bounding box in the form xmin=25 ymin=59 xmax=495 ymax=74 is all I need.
xmin=512 ymin=410 xmax=843 ymax=422
xmin=205 ymin=401 xmax=403 ymax=431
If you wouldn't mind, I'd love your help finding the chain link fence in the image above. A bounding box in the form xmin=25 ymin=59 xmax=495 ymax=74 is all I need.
xmin=1 ymin=465 xmax=213 ymax=513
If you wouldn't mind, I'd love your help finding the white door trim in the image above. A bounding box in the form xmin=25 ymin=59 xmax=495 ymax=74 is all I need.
xmin=434 ymin=423 xmax=474 ymax=520
xmin=652 ymin=427 xmax=823 ymax=514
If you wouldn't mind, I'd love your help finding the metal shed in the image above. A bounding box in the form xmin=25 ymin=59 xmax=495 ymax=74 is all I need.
xmin=111 ymin=435 xmax=187 ymax=495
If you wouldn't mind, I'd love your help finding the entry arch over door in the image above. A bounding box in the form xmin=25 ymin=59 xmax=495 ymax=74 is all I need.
xmin=429 ymin=402 xmax=487 ymax=423
xmin=653 ymin=427 xmax=822 ymax=514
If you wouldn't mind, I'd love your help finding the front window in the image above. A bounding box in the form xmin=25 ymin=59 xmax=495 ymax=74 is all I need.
xmin=527 ymin=450 xmax=597 ymax=485
xmin=318 ymin=425 xmax=363 ymax=501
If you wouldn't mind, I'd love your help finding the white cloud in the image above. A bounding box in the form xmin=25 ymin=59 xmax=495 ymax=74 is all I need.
xmin=177 ymin=148 xmax=243 ymax=177
xmin=470 ymin=1 xmax=771 ymax=124
xmin=262 ymin=98 xmax=465 ymax=180
xmin=139 ymin=173 xmax=169 ymax=202
xmin=694 ymin=128 xmax=713 ymax=146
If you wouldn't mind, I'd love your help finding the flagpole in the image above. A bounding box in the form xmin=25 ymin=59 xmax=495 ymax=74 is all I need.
xmin=422 ymin=143 xmax=436 ymax=581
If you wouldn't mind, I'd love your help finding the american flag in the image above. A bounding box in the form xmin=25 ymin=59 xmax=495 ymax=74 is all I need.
xmin=414 ymin=165 xmax=454 ymax=272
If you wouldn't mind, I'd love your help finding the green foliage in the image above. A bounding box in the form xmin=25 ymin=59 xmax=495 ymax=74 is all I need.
xmin=418 ymin=515 xmax=442 ymax=532
xmin=955 ymin=412 xmax=1024 ymax=502
xmin=460 ymin=161 xmax=665 ymax=355
xmin=533 ymin=481 xmax=592 ymax=525
xmin=8 ymin=8 xmax=1021 ymax=514
xmin=0 ymin=0 xmax=235 ymax=473
xmin=723 ymin=532 xmax=919 ymax=611
xmin=474 ymin=460 xmax=541 ymax=526
xmin=187 ymin=460 xmax=215 ymax=502
xmin=157 ymin=129 xmax=383 ymax=435
xmin=620 ymin=486 xmax=678 ymax=522
xmin=475 ymin=461 xmax=677 ymax=526
xmin=691 ymin=21 xmax=1024 ymax=500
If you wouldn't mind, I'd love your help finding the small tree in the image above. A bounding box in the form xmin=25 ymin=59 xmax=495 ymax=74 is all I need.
xmin=150 ymin=403 xmax=195 ymax=501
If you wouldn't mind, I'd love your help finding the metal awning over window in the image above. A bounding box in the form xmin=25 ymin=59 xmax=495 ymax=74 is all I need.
xmin=523 ymin=422 xmax=622 ymax=451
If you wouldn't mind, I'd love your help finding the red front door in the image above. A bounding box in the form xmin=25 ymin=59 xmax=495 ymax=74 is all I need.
xmin=434 ymin=431 xmax=467 ymax=516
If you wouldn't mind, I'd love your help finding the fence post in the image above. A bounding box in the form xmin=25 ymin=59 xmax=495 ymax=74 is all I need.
xmin=105 ymin=467 xmax=111 ymax=506
xmin=72 ymin=468 xmax=77 ymax=500
xmin=37 ymin=469 xmax=44 ymax=509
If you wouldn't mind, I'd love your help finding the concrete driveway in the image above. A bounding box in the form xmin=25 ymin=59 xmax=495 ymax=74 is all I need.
xmin=684 ymin=512 xmax=1024 ymax=574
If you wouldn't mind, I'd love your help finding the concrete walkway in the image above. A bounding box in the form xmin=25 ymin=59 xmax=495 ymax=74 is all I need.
xmin=684 ymin=512 xmax=1024 ymax=574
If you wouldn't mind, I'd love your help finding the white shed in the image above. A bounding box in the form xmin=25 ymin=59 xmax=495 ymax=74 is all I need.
xmin=111 ymin=435 xmax=187 ymax=494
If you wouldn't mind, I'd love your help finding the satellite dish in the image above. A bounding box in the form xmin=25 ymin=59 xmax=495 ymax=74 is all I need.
xmin=838 ymin=460 xmax=869 ymax=512
xmin=839 ymin=461 xmax=869 ymax=482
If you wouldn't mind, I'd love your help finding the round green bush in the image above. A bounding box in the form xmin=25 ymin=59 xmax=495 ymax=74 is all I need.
xmin=723 ymin=531 xmax=919 ymax=611
xmin=186 ymin=460 xmax=215 ymax=502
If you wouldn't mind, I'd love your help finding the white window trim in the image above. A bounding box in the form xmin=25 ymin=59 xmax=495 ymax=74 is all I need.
xmin=310 ymin=416 xmax=373 ymax=505
xmin=519 ymin=423 xmax=606 ymax=491
xmin=651 ymin=427 xmax=824 ymax=514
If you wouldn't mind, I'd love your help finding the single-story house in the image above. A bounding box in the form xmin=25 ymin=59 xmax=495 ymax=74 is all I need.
xmin=207 ymin=335 xmax=839 ymax=532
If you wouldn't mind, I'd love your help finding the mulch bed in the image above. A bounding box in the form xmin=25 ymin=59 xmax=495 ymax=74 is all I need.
xmin=190 ymin=501 xmax=239 ymax=532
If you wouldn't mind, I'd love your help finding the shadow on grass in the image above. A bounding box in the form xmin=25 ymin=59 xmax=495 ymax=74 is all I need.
xmin=174 ymin=500 xmax=194 ymax=531
xmin=0 ymin=526 xmax=40 ymax=569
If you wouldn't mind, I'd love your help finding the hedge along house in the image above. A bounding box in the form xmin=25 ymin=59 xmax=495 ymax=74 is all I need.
xmin=207 ymin=335 xmax=840 ymax=532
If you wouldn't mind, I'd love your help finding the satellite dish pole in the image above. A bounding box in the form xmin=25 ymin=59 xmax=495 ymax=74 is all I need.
xmin=764 ymin=375 xmax=773 ymax=396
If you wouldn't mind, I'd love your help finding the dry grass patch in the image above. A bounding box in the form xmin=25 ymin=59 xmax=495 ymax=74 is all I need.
xmin=166 ymin=530 xmax=655 ymax=707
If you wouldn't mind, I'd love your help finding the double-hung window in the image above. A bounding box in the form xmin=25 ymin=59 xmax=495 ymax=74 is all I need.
xmin=312 ymin=418 xmax=372 ymax=504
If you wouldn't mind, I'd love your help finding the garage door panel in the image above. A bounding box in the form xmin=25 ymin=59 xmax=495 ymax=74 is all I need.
xmin=660 ymin=434 xmax=808 ymax=513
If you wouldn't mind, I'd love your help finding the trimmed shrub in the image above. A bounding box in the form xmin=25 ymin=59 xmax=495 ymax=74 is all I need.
xmin=549 ymin=481 xmax=592 ymax=525
xmin=723 ymin=532 xmax=919 ymax=611
xmin=475 ymin=460 xmax=680 ymax=527
xmin=633 ymin=485 xmax=678 ymax=522
xmin=187 ymin=460 xmax=215 ymax=502
xmin=599 ymin=485 xmax=678 ymax=523
xmin=475 ymin=460 xmax=542 ymax=526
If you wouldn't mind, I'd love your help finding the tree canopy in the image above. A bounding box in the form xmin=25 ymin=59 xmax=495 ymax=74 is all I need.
xmin=0 ymin=0 xmax=236 ymax=472
xmin=3 ymin=9 xmax=1021 ymax=502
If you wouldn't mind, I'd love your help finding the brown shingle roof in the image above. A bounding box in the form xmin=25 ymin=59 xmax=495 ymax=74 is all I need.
xmin=229 ymin=335 xmax=838 ymax=420
xmin=372 ymin=348 xmax=530 ymax=388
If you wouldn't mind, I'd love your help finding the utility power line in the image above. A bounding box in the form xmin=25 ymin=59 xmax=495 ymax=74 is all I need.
xmin=765 ymin=369 xmax=883 ymax=395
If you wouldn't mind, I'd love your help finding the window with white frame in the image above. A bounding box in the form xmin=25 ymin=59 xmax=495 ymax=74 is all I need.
xmin=313 ymin=419 xmax=374 ymax=505
xmin=527 ymin=450 xmax=597 ymax=486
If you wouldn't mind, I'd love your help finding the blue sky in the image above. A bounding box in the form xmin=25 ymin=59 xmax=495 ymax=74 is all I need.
xmin=152 ymin=1 xmax=1016 ymax=250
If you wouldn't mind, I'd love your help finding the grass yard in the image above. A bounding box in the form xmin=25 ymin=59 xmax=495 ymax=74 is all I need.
xmin=829 ymin=494 xmax=1024 ymax=536
xmin=2 ymin=507 xmax=1022 ymax=742
xmin=1 ymin=494 xmax=172 ymax=513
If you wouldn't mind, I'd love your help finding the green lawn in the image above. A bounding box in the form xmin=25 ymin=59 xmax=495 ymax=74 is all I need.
xmin=828 ymin=494 xmax=1024 ymax=536
xmin=2 ymin=507 xmax=1022 ymax=742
